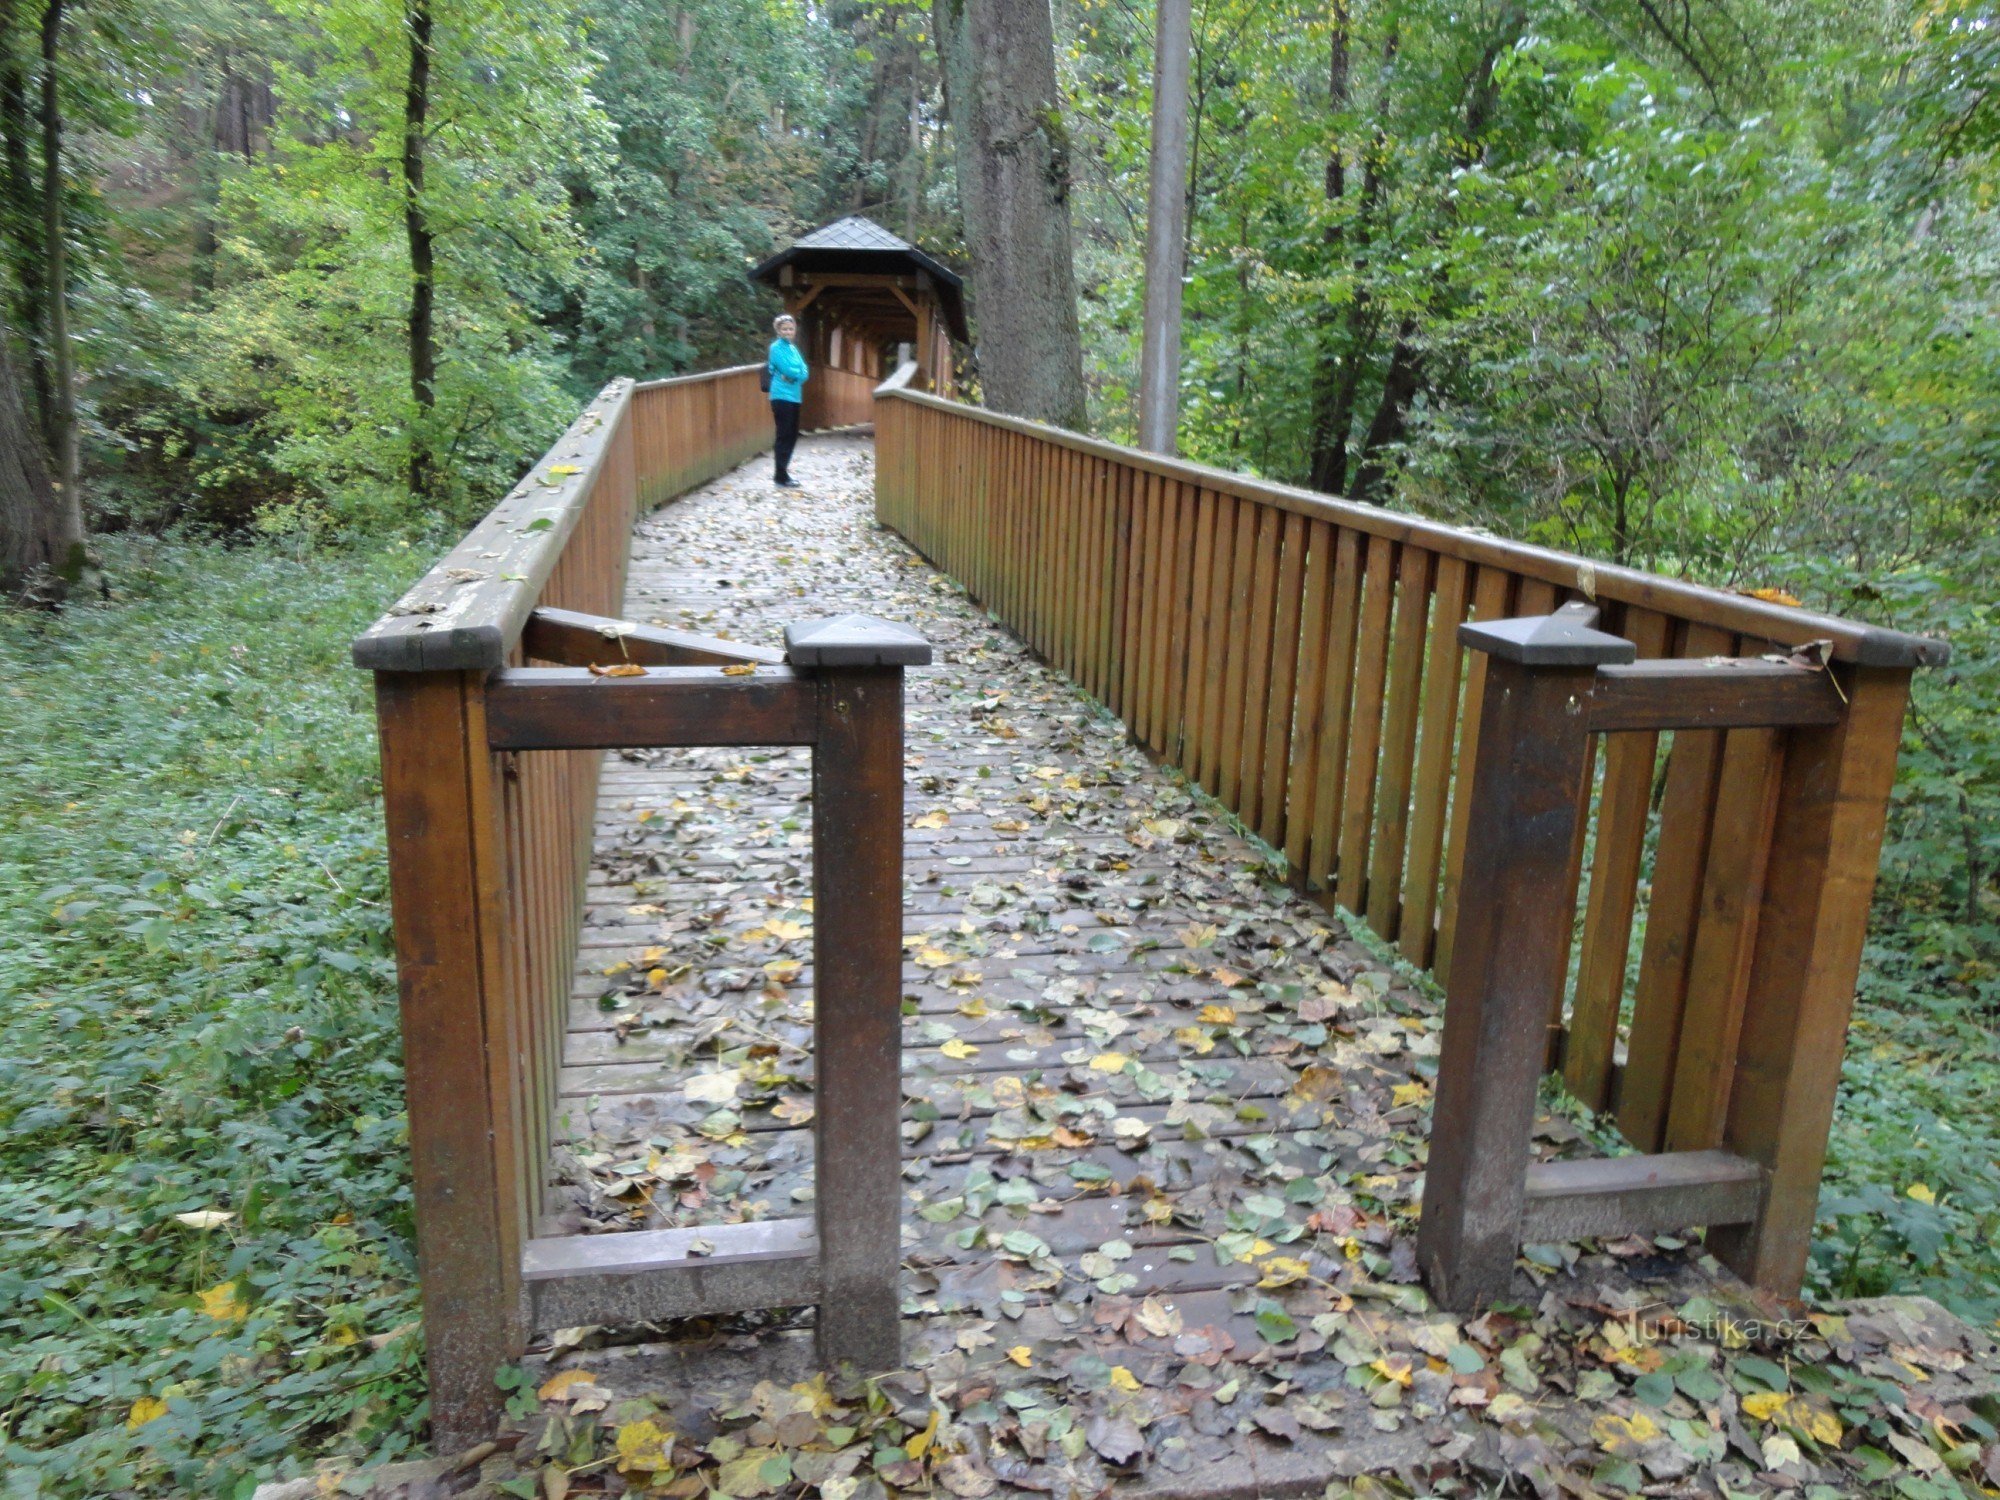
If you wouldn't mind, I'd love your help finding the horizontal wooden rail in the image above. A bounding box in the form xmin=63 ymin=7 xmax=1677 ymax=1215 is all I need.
xmin=1586 ymin=658 xmax=1846 ymax=732
xmin=875 ymin=379 xmax=1943 ymax=1312
xmin=1520 ymin=1151 xmax=1763 ymax=1243
xmin=522 ymin=1220 xmax=821 ymax=1333
xmin=523 ymin=605 xmax=786 ymax=669
xmin=485 ymin=666 xmax=820 ymax=749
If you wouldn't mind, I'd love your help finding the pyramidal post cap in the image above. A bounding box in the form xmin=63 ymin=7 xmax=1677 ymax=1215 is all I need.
xmin=784 ymin=614 xmax=933 ymax=667
xmin=1457 ymin=601 xmax=1636 ymax=667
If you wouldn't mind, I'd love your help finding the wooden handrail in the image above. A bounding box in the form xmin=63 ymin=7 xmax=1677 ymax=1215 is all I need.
xmin=877 ymin=385 xmax=1946 ymax=669
xmin=873 ymin=387 xmax=1940 ymax=1312
xmin=357 ymin=366 xmax=784 ymax=1445
xmin=1418 ymin=605 xmax=1913 ymax=1306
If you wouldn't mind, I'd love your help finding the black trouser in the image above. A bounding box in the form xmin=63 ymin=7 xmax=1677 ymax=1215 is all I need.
xmin=771 ymin=399 xmax=801 ymax=482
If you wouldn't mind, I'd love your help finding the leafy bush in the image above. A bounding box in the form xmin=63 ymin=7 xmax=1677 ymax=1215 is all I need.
xmin=0 ymin=534 xmax=432 ymax=1497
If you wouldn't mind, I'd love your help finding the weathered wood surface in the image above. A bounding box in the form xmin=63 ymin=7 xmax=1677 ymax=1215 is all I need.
xmin=536 ymin=438 xmax=1764 ymax=1357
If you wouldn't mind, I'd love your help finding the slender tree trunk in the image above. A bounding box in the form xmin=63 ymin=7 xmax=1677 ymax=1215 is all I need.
xmin=0 ymin=0 xmax=48 ymax=432
xmin=38 ymin=0 xmax=76 ymax=503
xmin=1347 ymin=6 xmax=1526 ymax=501
xmin=1136 ymin=0 xmax=1191 ymax=454
xmin=1307 ymin=6 xmax=1378 ymax=494
xmin=0 ymin=307 xmax=79 ymax=601
xmin=931 ymin=0 xmax=1087 ymax=428
xmin=1350 ymin=317 xmax=1419 ymax=501
xmin=403 ymin=0 xmax=437 ymax=501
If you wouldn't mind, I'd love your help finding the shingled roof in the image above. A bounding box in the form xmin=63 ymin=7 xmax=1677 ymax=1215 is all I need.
xmin=749 ymin=216 xmax=969 ymax=344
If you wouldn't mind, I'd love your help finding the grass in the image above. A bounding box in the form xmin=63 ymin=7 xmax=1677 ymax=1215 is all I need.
xmin=0 ymin=528 xmax=1991 ymax=1497
xmin=0 ymin=533 xmax=432 ymax=1498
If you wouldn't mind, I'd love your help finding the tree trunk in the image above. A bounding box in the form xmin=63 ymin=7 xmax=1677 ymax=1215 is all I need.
xmin=1350 ymin=317 xmax=1419 ymax=501
xmin=0 ymin=0 xmax=48 ymax=433
xmin=1346 ymin=7 xmax=1525 ymax=501
xmin=39 ymin=0 xmax=77 ymax=502
xmin=0 ymin=307 xmax=80 ymax=602
xmin=1307 ymin=7 xmax=1386 ymax=495
xmin=931 ymin=0 xmax=1087 ymax=428
xmin=403 ymin=0 xmax=437 ymax=501
xmin=1136 ymin=0 xmax=1191 ymax=454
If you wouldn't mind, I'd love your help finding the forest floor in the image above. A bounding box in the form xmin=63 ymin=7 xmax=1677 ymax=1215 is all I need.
xmin=287 ymin=434 xmax=2000 ymax=1499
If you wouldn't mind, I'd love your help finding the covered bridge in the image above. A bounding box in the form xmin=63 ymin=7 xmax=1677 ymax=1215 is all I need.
xmin=749 ymin=215 xmax=967 ymax=427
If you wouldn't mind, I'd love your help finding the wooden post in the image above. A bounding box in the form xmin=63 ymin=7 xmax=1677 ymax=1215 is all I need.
xmin=1417 ymin=606 xmax=1634 ymax=1309
xmin=785 ymin=615 xmax=932 ymax=1369
xmin=1709 ymin=665 xmax=1913 ymax=1294
xmin=373 ymin=670 xmax=525 ymax=1448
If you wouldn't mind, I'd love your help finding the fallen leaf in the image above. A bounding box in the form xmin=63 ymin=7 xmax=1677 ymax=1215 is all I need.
xmin=199 ymin=1280 xmax=249 ymax=1322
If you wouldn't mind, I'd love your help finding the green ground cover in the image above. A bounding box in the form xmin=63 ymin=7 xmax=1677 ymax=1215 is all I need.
xmin=0 ymin=532 xmax=1992 ymax=1497
xmin=0 ymin=535 xmax=429 ymax=1497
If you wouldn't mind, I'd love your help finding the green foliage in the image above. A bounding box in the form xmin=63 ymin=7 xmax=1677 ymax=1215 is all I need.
xmin=0 ymin=533 xmax=428 ymax=1496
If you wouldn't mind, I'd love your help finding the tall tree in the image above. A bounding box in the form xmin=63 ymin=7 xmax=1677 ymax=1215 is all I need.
xmin=401 ymin=0 xmax=435 ymax=501
xmin=0 ymin=306 xmax=79 ymax=600
xmin=1136 ymin=0 xmax=1191 ymax=453
xmin=931 ymin=0 xmax=1087 ymax=427
xmin=37 ymin=0 xmax=76 ymax=503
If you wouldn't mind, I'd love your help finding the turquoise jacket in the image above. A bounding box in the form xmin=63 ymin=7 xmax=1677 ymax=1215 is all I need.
xmin=767 ymin=338 xmax=809 ymax=404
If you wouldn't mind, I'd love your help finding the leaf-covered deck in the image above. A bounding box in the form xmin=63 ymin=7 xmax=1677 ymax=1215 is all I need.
xmin=514 ymin=435 xmax=2000 ymax=1499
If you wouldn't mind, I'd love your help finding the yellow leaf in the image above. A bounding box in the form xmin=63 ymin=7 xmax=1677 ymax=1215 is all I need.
xmin=1742 ymin=1391 xmax=1792 ymax=1423
xmin=615 ymin=1418 xmax=675 ymax=1473
xmin=1391 ymin=1081 xmax=1431 ymax=1108
xmin=940 ymin=1039 xmax=979 ymax=1061
xmin=1802 ymin=1406 xmax=1843 ymax=1445
xmin=765 ymin=919 xmax=808 ymax=941
xmin=912 ymin=809 xmax=950 ymax=830
xmin=1090 ymin=1052 xmax=1130 ymax=1074
xmin=792 ymin=1374 xmax=839 ymax=1418
xmin=1591 ymin=1411 xmax=1660 ymax=1454
xmin=906 ymin=1408 xmax=942 ymax=1460
xmin=199 ymin=1280 xmax=248 ymax=1322
xmin=721 ymin=662 xmax=758 ymax=677
xmin=127 ymin=1396 xmax=168 ymax=1429
xmin=915 ymin=947 xmax=955 ymax=968
xmin=547 ymin=464 xmax=583 ymax=477
xmin=1747 ymin=586 xmax=1802 ymax=606
xmin=587 ymin=662 xmax=647 ymax=678
xmin=1173 ymin=1025 xmax=1216 ymax=1055
xmin=1198 ymin=1004 xmax=1236 ymax=1025
xmin=1370 ymin=1355 xmax=1414 ymax=1388
xmin=1906 ymin=1182 xmax=1936 ymax=1205
xmin=1109 ymin=1365 xmax=1142 ymax=1392
xmin=1257 ymin=1255 xmax=1311 ymax=1288
xmin=538 ymin=1369 xmax=598 ymax=1402
xmin=1006 ymin=1345 xmax=1033 ymax=1368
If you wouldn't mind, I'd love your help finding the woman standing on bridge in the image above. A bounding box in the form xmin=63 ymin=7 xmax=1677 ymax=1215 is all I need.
xmin=767 ymin=314 xmax=809 ymax=488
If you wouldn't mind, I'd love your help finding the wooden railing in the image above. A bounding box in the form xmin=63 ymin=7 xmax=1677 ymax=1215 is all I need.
xmin=873 ymin=365 xmax=1946 ymax=1306
xmin=814 ymin=365 xmax=879 ymax=430
xmin=355 ymin=368 xmax=924 ymax=1447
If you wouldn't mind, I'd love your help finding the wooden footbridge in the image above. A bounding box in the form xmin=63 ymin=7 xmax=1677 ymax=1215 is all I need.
xmin=355 ymin=272 xmax=1944 ymax=1450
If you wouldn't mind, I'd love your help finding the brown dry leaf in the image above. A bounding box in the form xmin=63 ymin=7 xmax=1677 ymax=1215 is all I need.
xmin=588 ymin=661 xmax=647 ymax=678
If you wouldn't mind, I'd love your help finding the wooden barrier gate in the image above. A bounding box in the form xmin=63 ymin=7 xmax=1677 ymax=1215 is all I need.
xmin=355 ymin=368 xmax=925 ymax=1446
xmin=873 ymin=364 xmax=1946 ymax=1311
